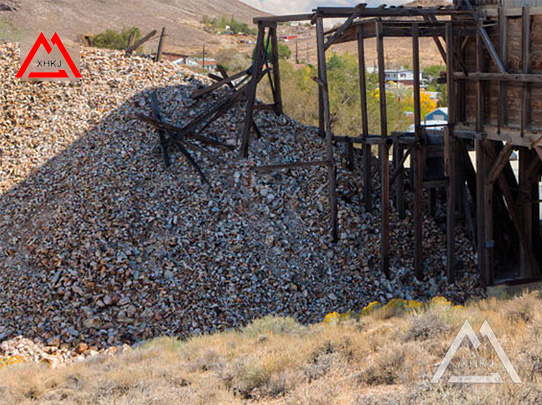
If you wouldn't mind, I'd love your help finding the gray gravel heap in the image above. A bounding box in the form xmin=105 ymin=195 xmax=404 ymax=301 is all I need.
xmin=0 ymin=43 xmax=483 ymax=349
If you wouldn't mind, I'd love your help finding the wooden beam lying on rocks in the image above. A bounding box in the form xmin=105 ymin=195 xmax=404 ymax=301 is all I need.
xmin=252 ymin=160 xmax=330 ymax=172
xmin=192 ymin=69 xmax=249 ymax=99
xmin=136 ymin=114 xmax=234 ymax=151
xmin=150 ymin=92 xmax=170 ymax=168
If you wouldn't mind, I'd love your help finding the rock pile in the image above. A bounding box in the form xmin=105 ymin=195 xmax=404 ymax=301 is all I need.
xmin=0 ymin=43 xmax=483 ymax=352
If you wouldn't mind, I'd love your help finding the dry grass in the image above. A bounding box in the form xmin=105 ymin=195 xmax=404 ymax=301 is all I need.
xmin=2 ymin=292 xmax=542 ymax=404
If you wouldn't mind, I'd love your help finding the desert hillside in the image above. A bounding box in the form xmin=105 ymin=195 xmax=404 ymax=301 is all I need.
xmin=0 ymin=0 xmax=267 ymax=54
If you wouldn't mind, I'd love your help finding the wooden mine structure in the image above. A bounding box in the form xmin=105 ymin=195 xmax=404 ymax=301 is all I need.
xmin=149 ymin=1 xmax=542 ymax=287
xmin=233 ymin=1 xmax=542 ymax=287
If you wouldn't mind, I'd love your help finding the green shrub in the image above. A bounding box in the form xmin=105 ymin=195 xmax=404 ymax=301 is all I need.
xmin=92 ymin=27 xmax=141 ymax=51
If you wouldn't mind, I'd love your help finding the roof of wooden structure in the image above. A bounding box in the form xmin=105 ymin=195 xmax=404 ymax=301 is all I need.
xmin=253 ymin=3 xmax=471 ymax=24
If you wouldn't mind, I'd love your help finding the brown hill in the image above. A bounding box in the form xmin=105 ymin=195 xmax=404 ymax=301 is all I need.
xmin=0 ymin=0 xmax=267 ymax=54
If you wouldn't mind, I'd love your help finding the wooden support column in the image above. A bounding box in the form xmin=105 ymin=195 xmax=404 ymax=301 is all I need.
xmin=521 ymin=6 xmax=531 ymax=137
xmin=519 ymin=148 xmax=536 ymax=277
xmin=155 ymin=27 xmax=166 ymax=62
xmin=394 ymin=143 xmax=405 ymax=219
xmin=376 ymin=21 xmax=390 ymax=278
xmin=476 ymin=139 xmax=490 ymax=286
xmin=269 ymin=24 xmax=283 ymax=115
xmin=484 ymin=143 xmax=495 ymax=286
xmin=445 ymin=22 xmax=457 ymax=283
xmin=413 ymin=23 xmax=423 ymax=279
xmin=357 ymin=24 xmax=372 ymax=212
xmin=240 ymin=22 xmax=266 ymax=158
xmin=316 ymin=16 xmax=338 ymax=241
xmin=475 ymin=19 xmax=491 ymax=286
xmin=498 ymin=7 xmax=508 ymax=132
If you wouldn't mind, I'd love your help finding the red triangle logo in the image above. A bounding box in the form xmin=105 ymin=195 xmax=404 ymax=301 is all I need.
xmin=16 ymin=32 xmax=82 ymax=79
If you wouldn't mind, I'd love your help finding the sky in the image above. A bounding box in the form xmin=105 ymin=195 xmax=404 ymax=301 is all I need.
xmin=239 ymin=0 xmax=411 ymax=15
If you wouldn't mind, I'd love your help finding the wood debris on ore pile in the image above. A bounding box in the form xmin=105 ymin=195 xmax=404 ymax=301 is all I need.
xmin=0 ymin=43 xmax=483 ymax=353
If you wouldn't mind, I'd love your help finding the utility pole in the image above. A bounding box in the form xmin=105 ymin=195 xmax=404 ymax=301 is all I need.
xmin=202 ymin=42 xmax=206 ymax=71
xmin=295 ymin=40 xmax=299 ymax=64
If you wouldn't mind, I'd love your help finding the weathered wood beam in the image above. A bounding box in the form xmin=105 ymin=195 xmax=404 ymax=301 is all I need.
xmin=269 ymin=24 xmax=283 ymax=115
xmin=324 ymin=4 xmax=366 ymax=50
xmin=390 ymin=141 xmax=416 ymax=186
xmin=487 ymin=143 xmax=514 ymax=186
xmin=150 ymin=92 xmax=170 ymax=168
xmin=464 ymin=0 xmax=506 ymax=74
xmin=446 ymin=22 xmax=457 ymax=284
xmin=314 ymin=6 xmax=469 ymax=18
xmin=254 ymin=14 xmax=314 ymax=24
xmin=454 ymin=72 xmax=542 ymax=83
xmin=155 ymin=27 xmax=166 ymax=62
xmin=413 ymin=23 xmax=424 ymax=280
xmin=394 ymin=143 xmax=405 ymax=219
xmin=476 ymin=139 xmax=489 ymax=286
xmin=240 ymin=22 xmax=266 ymax=158
xmin=126 ymin=30 xmax=157 ymax=55
xmin=377 ymin=21 xmax=390 ymax=278
xmin=252 ymin=160 xmax=330 ymax=172
xmin=358 ymin=24 xmax=372 ymax=212
xmin=315 ymin=16 xmax=339 ymax=242
xmin=423 ymin=15 xmax=447 ymax=63
xmin=498 ymin=7 xmax=508 ymax=132
xmin=522 ymin=6 xmax=531 ymax=137
xmin=192 ymin=69 xmax=249 ymax=99
xmin=136 ymin=113 xmax=235 ymax=151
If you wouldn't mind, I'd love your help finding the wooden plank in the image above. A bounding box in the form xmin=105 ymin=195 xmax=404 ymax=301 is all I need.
xmin=390 ymin=141 xmax=416 ymax=185
xmin=269 ymin=24 xmax=283 ymax=115
xmin=315 ymin=6 xmax=469 ymax=18
xmin=126 ymin=30 xmax=157 ymax=55
xmin=484 ymin=143 xmax=495 ymax=287
xmin=155 ymin=27 xmax=166 ymax=62
xmin=488 ymin=146 xmax=538 ymax=277
xmin=150 ymin=92 xmax=170 ymax=168
xmin=192 ymin=69 xmax=248 ymax=99
xmin=377 ymin=21 xmax=390 ymax=278
xmin=252 ymin=160 xmax=330 ymax=172
xmin=334 ymin=136 xmax=391 ymax=145
xmin=358 ymin=24 xmax=372 ymax=212
xmin=454 ymin=72 xmax=542 ymax=83
xmin=522 ymin=6 xmax=531 ymax=137
xmin=136 ymin=113 xmax=235 ymax=150
xmin=316 ymin=17 xmax=338 ymax=242
xmin=413 ymin=23 xmax=423 ymax=280
xmin=216 ymin=65 xmax=235 ymax=89
xmin=519 ymin=148 xmax=538 ymax=277
xmin=476 ymin=20 xmax=484 ymax=134
xmin=487 ymin=143 xmax=514 ymax=185
xmin=240 ymin=22 xmax=266 ymax=158
xmin=394 ymin=143 xmax=405 ymax=219
xmin=464 ymin=0 xmax=506 ymax=74
xmin=498 ymin=7 xmax=508 ymax=132
xmin=423 ymin=15 xmax=447 ymax=63
xmin=324 ymin=4 xmax=365 ymax=50
xmin=446 ymin=22 xmax=457 ymax=283
xmin=476 ymin=139 xmax=489 ymax=286
xmin=254 ymin=14 xmax=314 ymax=24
